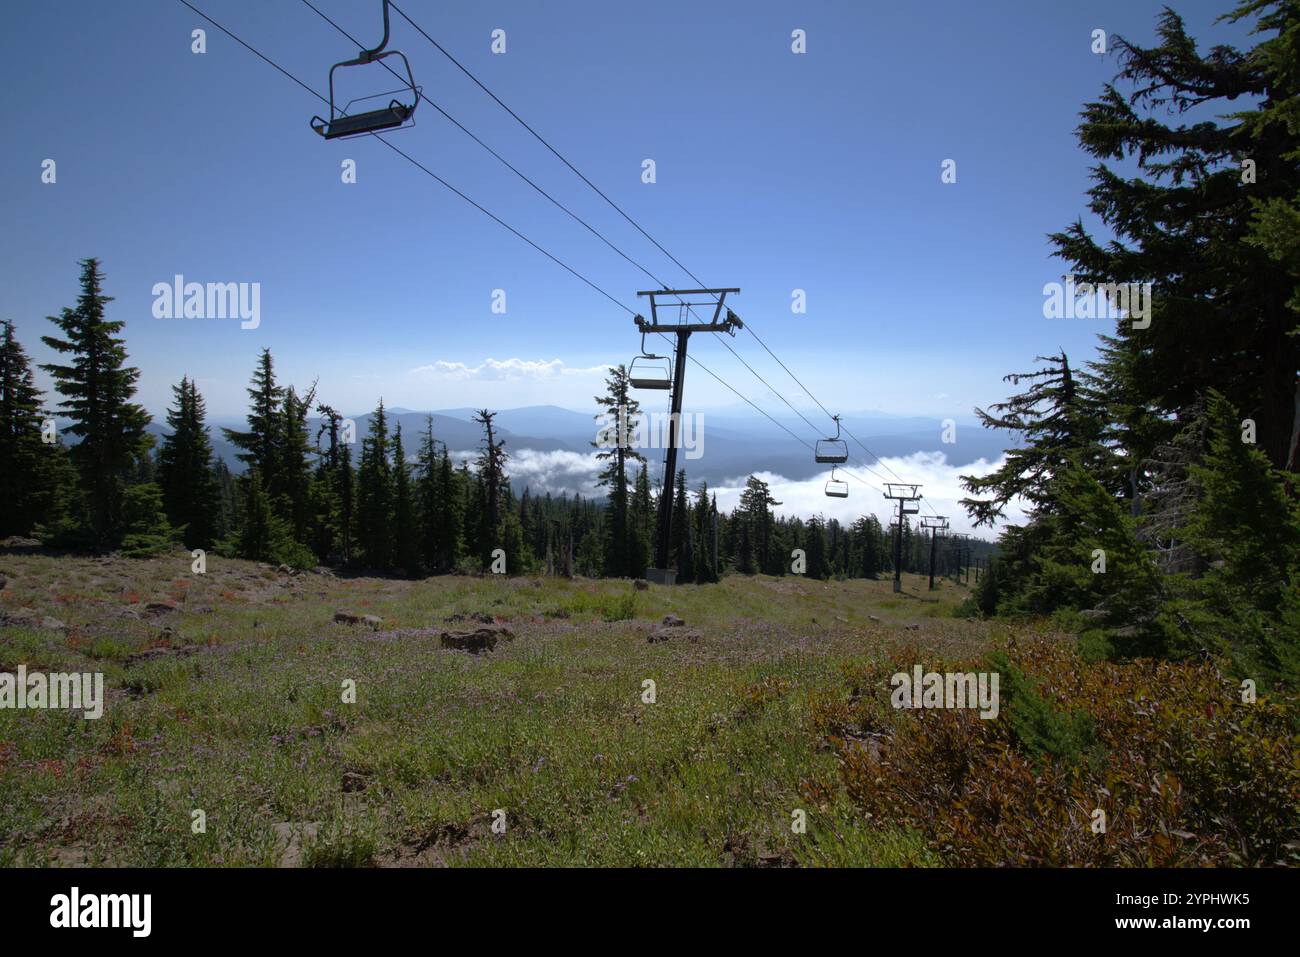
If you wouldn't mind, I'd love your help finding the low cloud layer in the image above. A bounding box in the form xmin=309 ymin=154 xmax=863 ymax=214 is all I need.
xmin=711 ymin=451 xmax=1023 ymax=538
xmin=439 ymin=447 xmax=1023 ymax=539
xmin=409 ymin=358 xmax=611 ymax=381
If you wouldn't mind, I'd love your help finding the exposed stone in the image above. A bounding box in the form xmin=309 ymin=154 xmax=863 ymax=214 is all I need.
xmin=441 ymin=624 xmax=514 ymax=654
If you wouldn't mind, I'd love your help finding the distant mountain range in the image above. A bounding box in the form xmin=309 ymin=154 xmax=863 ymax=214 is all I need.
xmin=131 ymin=404 xmax=1014 ymax=493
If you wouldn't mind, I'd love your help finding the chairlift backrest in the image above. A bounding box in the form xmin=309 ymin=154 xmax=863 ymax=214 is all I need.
xmin=814 ymin=438 xmax=848 ymax=464
xmin=824 ymin=466 xmax=849 ymax=498
xmin=825 ymin=479 xmax=849 ymax=498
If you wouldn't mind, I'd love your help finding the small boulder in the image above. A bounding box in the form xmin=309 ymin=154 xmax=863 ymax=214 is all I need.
xmin=441 ymin=624 xmax=513 ymax=654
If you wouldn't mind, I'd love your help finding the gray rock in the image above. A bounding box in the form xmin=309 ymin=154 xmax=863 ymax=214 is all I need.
xmin=441 ymin=624 xmax=514 ymax=654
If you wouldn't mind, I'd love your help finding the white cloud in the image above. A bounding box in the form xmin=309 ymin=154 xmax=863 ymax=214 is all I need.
xmin=408 ymin=358 xmax=611 ymax=381
xmin=711 ymin=451 xmax=1025 ymax=539
xmin=504 ymin=448 xmax=607 ymax=498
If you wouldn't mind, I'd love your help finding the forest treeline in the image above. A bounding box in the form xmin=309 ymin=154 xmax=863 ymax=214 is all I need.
xmin=957 ymin=0 xmax=1300 ymax=685
xmin=0 ymin=265 xmax=966 ymax=584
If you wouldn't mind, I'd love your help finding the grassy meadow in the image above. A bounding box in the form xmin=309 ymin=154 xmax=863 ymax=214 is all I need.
xmin=1 ymin=548 xmax=1295 ymax=867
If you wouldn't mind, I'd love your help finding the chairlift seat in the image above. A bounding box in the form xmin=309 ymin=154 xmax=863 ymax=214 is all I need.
xmin=314 ymin=101 xmax=412 ymax=139
xmin=824 ymin=480 xmax=849 ymax=499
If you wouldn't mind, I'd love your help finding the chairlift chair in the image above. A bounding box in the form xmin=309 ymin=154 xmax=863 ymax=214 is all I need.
xmin=815 ymin=414 xmax=849 ymax=464
xmin=311 ymin=0 xmax=420 ymax=140
xmin=629 ymin=331 xmax=672 ymax=390
xmin=824 ymin=467 xmax=849 ymax=499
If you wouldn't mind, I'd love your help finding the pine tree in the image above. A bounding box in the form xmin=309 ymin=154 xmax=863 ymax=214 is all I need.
xmin=1160 ymin=390 xmax=1300 ymax=682
xmin=804 ymin=515 xmax=828 ymax=579
xmin=356 ymin=400 xmax=393 ymax=570
xmin=593 ymin=365 xmax=645 ymax=577
xmin=629 ymin=462 xmax=653 ymax=577
xmin=222 ymin=349 xmax=284 ymax=495
xmin=0 ymin=321 xmax=58 ymax=537
xmin=157 ymin=376 xmax=221 ymax=548
xmin=391 ymin=423 xmax=421 ymax=577
xmin=1050 ymin=2 xmax=1300 ymax=472
xmin=278 ymin=383 xmax=317 ymax=548
xmin=671 ymin=468 xmax=694 ymax=582
xmin=120 ymin=482 xmax=180 ymax=558
xmin=40 ymin=260 xmax=153 ymax=547
xmin=692 ymin=481 xmax=718 ymax=583
xmin=473 ymin=410 xmax=508 ymax=564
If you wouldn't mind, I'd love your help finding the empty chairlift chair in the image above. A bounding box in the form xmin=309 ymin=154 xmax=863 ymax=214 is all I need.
xmin=311 ymin=0 xmax=420 ymax=140
xmin=815 ymin=414 xmax=849 ymax=464
xmin=824 ymin=467 xmax=849 ymax=499
xmin=629 ymin=331 xmax=673 ymax=390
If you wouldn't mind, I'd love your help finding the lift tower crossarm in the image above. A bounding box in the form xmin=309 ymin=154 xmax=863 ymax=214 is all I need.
xmin=634 ymin=289 xmax=741 ymax=584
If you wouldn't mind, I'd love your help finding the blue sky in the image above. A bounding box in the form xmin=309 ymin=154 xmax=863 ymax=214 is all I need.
xmin=1 ymin=0 xmax=1247 ymax=424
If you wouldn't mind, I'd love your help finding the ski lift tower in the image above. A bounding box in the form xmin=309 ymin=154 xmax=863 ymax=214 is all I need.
xmin=635 ymin=288 xmax=741 ymax=585
xmin=920 ymin=515 xmax=949 ymax=591
xmin=884 ymin=483 xmax=923 ymax=593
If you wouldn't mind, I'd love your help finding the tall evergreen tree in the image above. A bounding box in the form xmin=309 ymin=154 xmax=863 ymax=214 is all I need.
xmin=671 ymin=468 xmax=694 ymax=582
xmin=222 ymin=348 xmax=284 ymax=493
xmin=0 ymin=321 xmax=59 ymax=537
xmin=356 ymin=400 xmax=393 ymax=570
xmin=391 ymin=423 xmax=421 ymax=577
xmin=39 ymin=259 xmax=152 ymax=546
xmin=473 ymin=409 xmax=508 ymax=563
xmin=593 ymin=365 xmax=645 ymax=577
xmin=1049 ymin=1 xmax=1300 ymax=473
xmin=156 ymin=376 xmax=221 ymax=548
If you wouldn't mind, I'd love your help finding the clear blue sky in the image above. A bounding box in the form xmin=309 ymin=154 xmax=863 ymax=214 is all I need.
xmin=1 ymin=0 xmax=1246 ymax=421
